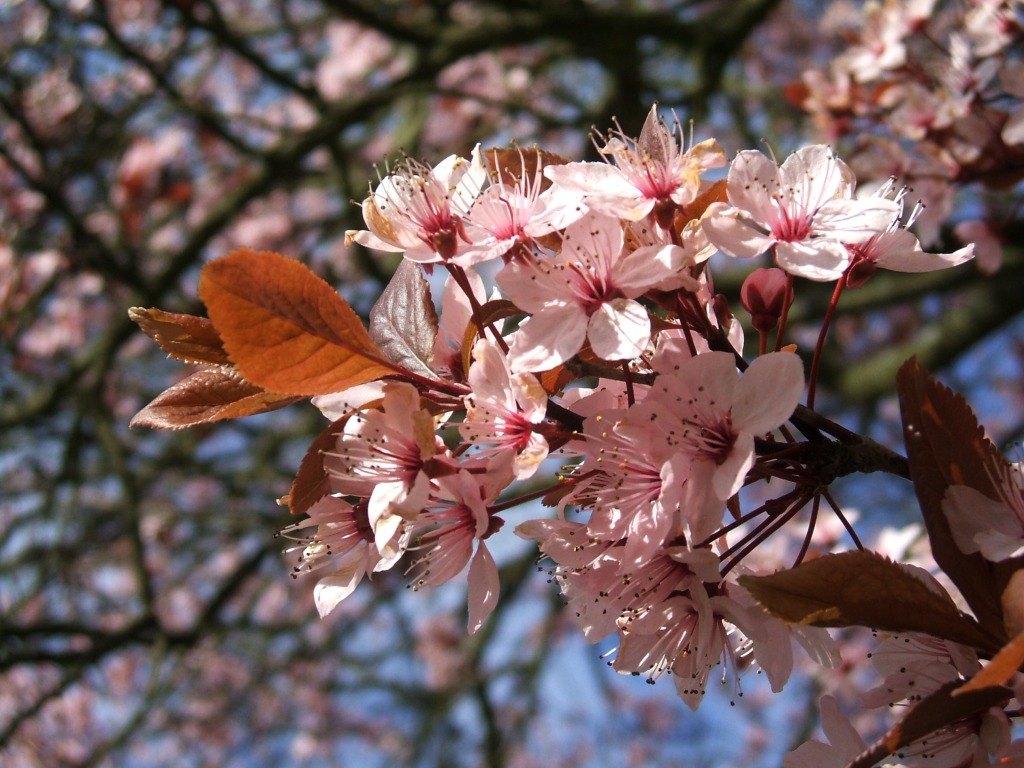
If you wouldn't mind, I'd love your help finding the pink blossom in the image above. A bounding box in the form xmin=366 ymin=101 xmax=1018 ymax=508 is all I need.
xmin=702 ymin=145 xmax=900 ymax=281
xmin=612 ymin=578 xmax=784 ymax=711
xmin=844 ymin=185 xmax=974 ymax=286
xmin=461 ymin=149 xmax=585 ymax=263
xmin=833 ymin=0 xmax=916 ymax=82
xmin=621 ymin=350 xmax=805 ymax=543
xmin=406 ymin=464 xmax=506 ymax=634
xmin=323 ymin=382 xmax=446 ymax=555
xmin=861 ymin=631 xmax=979 ymax=708
xmin=460 ymin=338 xmax=550 ymax=480
xmin=316 ymin=21 xmax=405 ymax=101
xmin=964 ymin=0 xmax=1019 ymax=58
xmin=566 ymin=407 xmax=691 ymax=569
xmin=346 ymin=146 xmax=488 ymax=265
xmin=545 ymin=105 xmax=726 ymax=225
xmin=279 ymin=495 xmax=405 ymax=618
xmin=515 ymin=519 xmax=709 ymax=641
xmin=498 ymin=212 xmax=682 ymax=371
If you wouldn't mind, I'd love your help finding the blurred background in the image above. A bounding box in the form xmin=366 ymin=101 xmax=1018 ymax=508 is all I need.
xmin=2 ymin=1 xmax=1023 ymax=765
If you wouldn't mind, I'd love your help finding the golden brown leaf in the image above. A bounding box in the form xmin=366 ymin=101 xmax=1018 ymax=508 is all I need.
xmin=129 ymin=307 xmax=230 ymax=365
xmin=199 ymin=249 xmax=394 ymax=396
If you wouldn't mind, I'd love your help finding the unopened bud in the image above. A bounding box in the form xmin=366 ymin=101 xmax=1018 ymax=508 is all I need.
xmin=740 ymin=268 xmax=790 ymax=334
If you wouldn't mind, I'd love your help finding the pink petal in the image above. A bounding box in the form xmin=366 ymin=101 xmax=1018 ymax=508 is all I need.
xmin=727 ymin=150 xmax=782 ymax=220
xmin=562 ymin=211 xmax=624 ymax=265
xmin=588 ymin=299 xmax=650 ymax=361
xmin=467 ymin=543 xmax=500 ymax=634
xmin=814 ymin=197 xmax=898 ymax=242
xmin=508 ymin=304 xmax=588 ymax=373
xmin=775 ymin=239 xmax=850 ymax=281
xmin=468 ymin=338 xmax=516 ymax=411
xmin=732 ymin=352 xmax=805 ymax=435
xmin=495 ymin=259 xmax=557 ymax=314
xmin=348 ymin=228 xmax=406 ymax=253
xmin=702 ymin=203 xmax=775 ymax=259
xmin=713 ymin=433 xmax=754 ymax=500
xmin=312 ymin=382 xmax=387 ymax=421
xmin=944 ymin=485 xmax=1024 ymax=561
xmin=313 ymin=553 xmax=368 ymax=618
xmin=874 ymin=230 xmax=975 ymax=272
xmin=513 ymin=432 xmax=550 ymax=480
xmin=782 ymin=695 xmax=866 ymax=768
xmin=511 ymin=372 xmax=548 ymax=423
xmin=615 ymin=244 xmax=684 ymax=294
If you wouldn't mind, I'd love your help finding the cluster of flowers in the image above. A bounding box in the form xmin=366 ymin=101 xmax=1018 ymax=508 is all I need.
xmin=280 ymin=103 xmax=977 ymax=722
xmin=792 ymin=0 xmax=1024 ymax=272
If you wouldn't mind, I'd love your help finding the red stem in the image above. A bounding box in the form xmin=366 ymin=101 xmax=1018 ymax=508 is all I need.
xmin=806 ymin=277 xmax=846 ymax=410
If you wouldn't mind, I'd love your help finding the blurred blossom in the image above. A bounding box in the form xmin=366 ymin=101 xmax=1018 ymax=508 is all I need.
xmin=317 ymin=21 xmax=405 ymax=100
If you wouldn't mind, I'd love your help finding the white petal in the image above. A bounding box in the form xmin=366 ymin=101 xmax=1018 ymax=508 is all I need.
xmin=713 ymin=433 xmax=754 ymax=500
xmin=312 ymin=382 xmax=387 ymax=421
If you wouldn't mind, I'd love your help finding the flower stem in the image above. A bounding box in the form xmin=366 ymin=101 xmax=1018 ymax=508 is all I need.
xmin=806 ymin=277 xmax=845 ymax=409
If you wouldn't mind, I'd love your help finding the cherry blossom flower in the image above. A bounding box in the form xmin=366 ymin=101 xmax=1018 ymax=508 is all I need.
xmin=516 ymin=518 xmax=715 ymax=641
xmin=933 ymin=34 xmax=1000 ymax=129
xmin=406 ymin=460 xmax=509 ymax=633
xmin=323 ymin=382 xmax=448 ymax=555
xmin=843 ymin=185 xmax=974 ymax=287
xmin=702 ymin=145 xmax=900 ymax=281
xmin=460 ymin=338 xmax=550 ymax=480
xmin=964 ymin=0 xmax=1020 ymax=57
xmin=566 ymin=407 xmax=691 ymax=569
xmin=346 ymin=145 xmax=488 ymax=265
xmin=460 ymin=149 xmax=585 ymax=263
xmin=620 ymin=350 xmax=805 ymax=543
xmin=861 ymin=631 xmax=980 ymax=708
xmin=315 ymin=21 xmax=406 ymax=101
xmin=831 ymin=0 xmax=936 ymax=83
xmin=612 ymin=578 xmax=787 ymax=711
xmin=498 ymin=211 xmax=685 ymax=371
xmin=545 ymin=104 xmax=726 ymax=226
xmin=279 ymin=494 xmax=406 ymax=618
xmin=943 ymin=461 xmax=1024 ymax=561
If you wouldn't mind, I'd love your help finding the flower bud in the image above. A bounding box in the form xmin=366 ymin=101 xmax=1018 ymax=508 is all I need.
xmin=740 ymin=268 xmax=791 ymax=334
